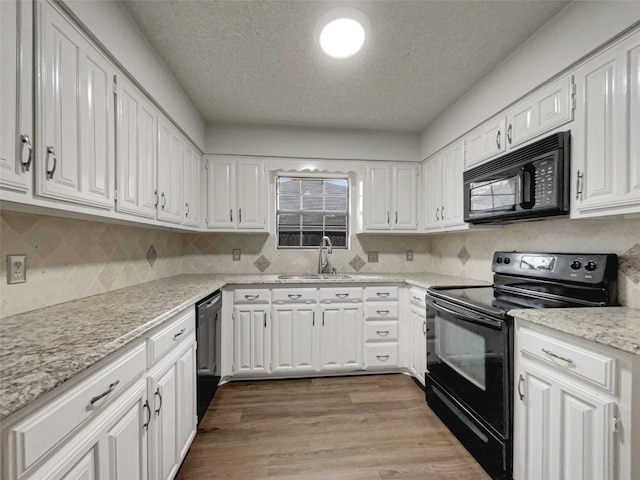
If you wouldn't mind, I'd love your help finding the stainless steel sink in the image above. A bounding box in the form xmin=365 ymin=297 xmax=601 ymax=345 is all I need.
xmin=277 ymin=274 xmax=353 ymax=280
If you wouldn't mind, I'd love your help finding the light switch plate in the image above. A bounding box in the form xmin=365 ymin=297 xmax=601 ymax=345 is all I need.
xmin=407 ymin=250 xmax=414 ymax=261
xmin=232 ymin=249 xmax=241 ymax=261
xmin=368 ymin=251 xmax=379 ymax=263
xmin=7 ymin=255 xmax=26 ymax=284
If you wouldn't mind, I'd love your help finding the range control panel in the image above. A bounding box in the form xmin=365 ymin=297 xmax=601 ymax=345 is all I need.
xmin=492 ymin=251 xmax=618 ymax=284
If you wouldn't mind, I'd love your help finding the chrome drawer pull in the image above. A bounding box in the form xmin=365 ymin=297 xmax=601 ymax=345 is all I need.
xmin=46 ymin=146 xmax=57 ymax=179
xmin=154 ymin=387 xmax=163 ymax=415
xmin=143 ymin=400 xmax=151 ymax=430
xmin=173 ymin=328 xmax=185 ymax=339
xmin=542 ymin=348 xmax=573 ymax=364
xmin=376 ymin=355 xmax=390 ymax=361
xmin=376 ymin=330 xmax=390 ymax=336
xmin=21 ymin=135 xmax=33 ymax=170
xmin=244 ymin=294 xmax=259 ymax=300
xmin=518 ymin=374 xmax=525 ymax=401
xmin=335 ymin=293 xmax=349 ymax=299
xmin=376 ymin=310 xmax=390 ymax=315
xmin=413 ymin=296 xmax=422 ymax=302
xmin=90 ymin=380 xmax=120 ymax=405
xmin=288 ymin=294 xmax=302 ymax=299
xmin=376 ymin=292 xmax=390 ymax=298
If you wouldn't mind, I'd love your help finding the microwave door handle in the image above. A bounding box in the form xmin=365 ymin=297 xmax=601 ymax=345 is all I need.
xmin=519 ymin=164 xmax=536 ymax=210
xmin=425 ymin=297 xmax=503 ymax=330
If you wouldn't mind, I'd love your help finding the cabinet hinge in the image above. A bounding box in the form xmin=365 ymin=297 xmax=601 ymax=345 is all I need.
xmin=112 ymin=75 xmax=118 ymax=94
xmin=612 ymin=416 xmax=620 ymax=434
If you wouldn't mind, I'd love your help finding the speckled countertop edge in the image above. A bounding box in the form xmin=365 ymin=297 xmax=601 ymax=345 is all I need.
xmin=509 ymin=307 xmax=640 ymax=356
xmin=0 ymin=272 xmax=483 ymax=421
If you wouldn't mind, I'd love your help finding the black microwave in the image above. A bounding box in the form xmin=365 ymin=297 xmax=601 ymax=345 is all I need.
xmin=463 ymin=131 xmax=570 ymax=224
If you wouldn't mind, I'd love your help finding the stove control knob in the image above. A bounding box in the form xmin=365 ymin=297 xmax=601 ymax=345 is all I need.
xmin=585 ymin=261 xmax=597 ymax=272
xmin=496 ymin=257 xmax=503 ymax=264
xmin=570 ymin=260 xmax=582 ymax=270
xmin=503 ymin=257 xmax=511 ymax=264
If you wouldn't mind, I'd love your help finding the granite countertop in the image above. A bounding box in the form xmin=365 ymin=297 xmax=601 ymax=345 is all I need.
xmin=510 ymin=307 xmax=640 ymax=356
xmin=0 ymin=272 xmax=482 ymax=421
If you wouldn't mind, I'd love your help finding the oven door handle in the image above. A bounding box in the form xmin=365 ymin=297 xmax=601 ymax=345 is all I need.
xmin=425 ymin=297 xmax=503 ymax=330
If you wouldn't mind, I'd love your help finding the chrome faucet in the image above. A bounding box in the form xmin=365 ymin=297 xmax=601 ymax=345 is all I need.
xmin=317 ymin=236 xmax=333 ymax=274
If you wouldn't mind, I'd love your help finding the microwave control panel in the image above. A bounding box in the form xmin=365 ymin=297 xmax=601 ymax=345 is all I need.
xmin=533 ymin=158 xmax=556 ymax=207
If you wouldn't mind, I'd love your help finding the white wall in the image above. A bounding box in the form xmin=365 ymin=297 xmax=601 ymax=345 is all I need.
xmin=61 ymin=0 xmax=205 ymax=149
xmin=206 ymin=123 xmax=420 ymax=162
xmin=420 ymin=1 xmax=640 ymax=159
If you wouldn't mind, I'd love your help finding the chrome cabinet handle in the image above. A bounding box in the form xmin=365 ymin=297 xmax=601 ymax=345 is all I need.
xmin=89 ymin=380 xmax=120 ymax=405
xmin=154 ymin=387 xmax=163 ymax=415
xmin=376 ymin=292 xmax=389 ymax=298
xmin=21 ymin=135 xmax=33 ymax=171
xmin=542 ymin=348 xmax=573 ymax=364
xmin=229 ymin=209 xmax=233 ymax=222
xmin=161 ymin=192 xmax=166 ymax=209
xmin=441 ymin=205 xmax=444 ymax=219
xmin=239 ymin=208 xmax=242 ymax=223
xmin=496 ymin=130 xmax=501 ymax=149
xmin=387 ymin=211 xmax=390 ymax=224
xmin=376 ymin=355 xmax=390 ymax=361
xmin=288 ymin=294 xmax=302 ymax=299
xmin=413 ymin=296 xmax=422 ymax=302
xmin=435 ymin=208 xmax=440 ymax=221
xmin=395 ymin=211 xmax=398 ymax=224
xmin=576 ymin=170 xmax=584 ymax=200
xmin=376 ymin=330 xmax=390 ymax=336
xmin=46 ymin=146 xmax=57 ymax=179
xmin=154 ymin=190 xmax=159 ymax=207
xmin=185 ymin=203 xmax=190 ymax=216
xmin=322 ymin=311 xmax=325 ymax=326
xmin=518 ymin=374 xmax=525 ymax=401
xmin=264 ymin=312 xmax=267 ymax=328
xmin=143 ymin=400 xmax=151 ymax=430
xmin=173 ymin=328 xmax=185 ymax=340
xmin=244 ymin=294 xmax=259 ymax=300
xmin=507 ymin=124 xmax=513 ymax=144
xmin=422 ymin=320 xmax=426 ymax=335
xmin=376 ymin=310 xmax=390 ymax=315
xmin=335 ymin=293 xmax=349 ymax=299
xmin=312 ymin=311 xmax=315 ymax=326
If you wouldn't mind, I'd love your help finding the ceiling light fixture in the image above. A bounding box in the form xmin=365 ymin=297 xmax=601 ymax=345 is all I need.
xmin=315 ymin=8 xmax=370 ymax=59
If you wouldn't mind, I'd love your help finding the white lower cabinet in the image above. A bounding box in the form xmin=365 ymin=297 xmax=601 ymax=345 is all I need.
xmin=319 ymin=303 xmax=364 ymax=371
xmin=233 ymin=305 xmax=271 ymax=376
xmin=514 ymin=319 xmax=639 ymax=480
xmin=271 ymin=304 xmax=318 ymax=374
xmin=408 ymin=287 xmax=427 ymax=386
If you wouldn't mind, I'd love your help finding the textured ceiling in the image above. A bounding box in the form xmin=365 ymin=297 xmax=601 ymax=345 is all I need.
xmin=121 ymin=0 xmax=569 ymax=132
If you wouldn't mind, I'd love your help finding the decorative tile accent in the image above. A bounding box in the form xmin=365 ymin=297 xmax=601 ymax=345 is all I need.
xmin=253 ymin=255 xmax=271 ymax=272
xmin=457 ymin=246 xmax=470 ymax=266
xmin=146 ymin=245 xmax=158 ymax=267
xmin=620 ymin=243 xmax=640 ymax=284
xmin=349 ymin=254 xmax=366 ymax=272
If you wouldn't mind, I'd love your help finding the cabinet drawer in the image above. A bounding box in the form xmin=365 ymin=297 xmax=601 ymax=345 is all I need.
xmin=319 ymin=287 xmax=363 ymax=303
xmin=365 ymin=321 xmax=399 ymax=342
xmin=233 ymin=288 xmax=270 ymax=304
xmin=364 ymin=286 xmax=399 ymax=301
xmin=364 ymin=303 xmax=399 ymax=319
xmin=272 ymin=288 xmax=317 ymax=304
xmin=365 ymin=344 xmax=399 ymax=367
xmin=9 ymin=343 xmax=146 ymax=475
xmin=409 ymin=287 xmax=426 ymax=307
xmin=148 ymin=309 xmax=195 ymax=366
xmin=519 ymin=327 xmax=616 ymax=392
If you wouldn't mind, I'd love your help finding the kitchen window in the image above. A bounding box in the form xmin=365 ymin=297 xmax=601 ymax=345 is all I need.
xmin=276 ymin=176 xmax=349 ymax=249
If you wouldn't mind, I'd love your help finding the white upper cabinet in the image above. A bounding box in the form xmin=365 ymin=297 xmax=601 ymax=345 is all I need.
xmin=0 ymin=0 xmax=32 ymax=194
xmin=363 ymin=163 xmax=418 ymax=231
xmin=205 ymin=157 xmax=266 ymax=231
xmin=423 ymin=140 xmax=467 ymax=231
xmin=465 ymin=75 xmax=574 ymax=170
xmin=182 ymin=143 xmax=201 ymax=228
xmin=571 ymin=29 xmax=640 ymax=218
xmin=115 ymin=75 xmax=158 ymax=219
xmin=157 ymin=117 xmax=184 ymax=224
xmin=36 ymin=0 xmax=115 ymax=209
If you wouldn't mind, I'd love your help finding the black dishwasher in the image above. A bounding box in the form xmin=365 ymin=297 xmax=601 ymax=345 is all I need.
xmin=196 ymin=291 xmax=222 ymax=422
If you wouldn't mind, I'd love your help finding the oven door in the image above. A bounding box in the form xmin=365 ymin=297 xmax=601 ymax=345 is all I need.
xmin=425 ymin=295 xmax=510 ymax=437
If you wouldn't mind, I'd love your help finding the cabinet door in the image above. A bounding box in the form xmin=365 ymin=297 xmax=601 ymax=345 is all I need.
xmin=319 ymin=305 xmax=363 ymax=371
xmin=271 ymin=306 xmax=317 ymax=374
xmin=341 ymin=305 xmax=364 ymax=369
xmin=423 ymin=154 xmax=442 ymax=230
xmin=157 ymin=118 xmax=183 ymax=224
xmin=176 ymin=342 xmax=197 ymax=461
xmin=36 ymin=1 xmax=114 ymax=208
xmin=233 ymin=307 xmax=270 ymax=375
xmin=440 ymin=141 xmax=465 ymax=228
xmin=205 ymin=159 xmax=235 ymax=229
xmin=0 ymin=0 xmax=32 ymax=194
xmin=364 ymin=165 xmax=391 ymax=230
xmin=182 ymin=144 xmax=201 ymax=227
xmin=465 ymin=116 xmax=506 ymax=169
xmin=409 ymin=305 xmax=426 ymax=385
xmin=152 ymin=363 xmax=178 ymax=480
xmin=507 ymin=76 xmax=573 ymax=149
xmin=572 ymin=31 xmax=640 ymax=217
xmin=59 ymin=449 xmax=98 ymax=480
xmin=392 ymin=165 xmax=418 ymax=230
xmin=236 ymin=160 xmax=266 ymax=229
xmin=115 ymin=75 xmax=157 ymax=219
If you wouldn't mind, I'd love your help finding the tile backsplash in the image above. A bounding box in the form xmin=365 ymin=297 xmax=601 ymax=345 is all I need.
xmin=2 ymin=211 xmax=640 ymax=316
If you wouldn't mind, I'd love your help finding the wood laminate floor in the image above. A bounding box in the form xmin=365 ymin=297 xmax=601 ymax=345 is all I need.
xmin=176 ymin=374 xmax=492 ymax=480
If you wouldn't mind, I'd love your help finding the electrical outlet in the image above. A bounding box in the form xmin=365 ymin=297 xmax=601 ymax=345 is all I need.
xmin=232 ymin=249 xmax=241 ymax=261
xmin=368 ymin=251 xmax=379 ymax=263
xmin=407 ymin=250 xmax=414 ymax=261
xmin=7 ymin=255 xmax=26 ymax=284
